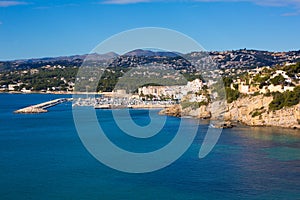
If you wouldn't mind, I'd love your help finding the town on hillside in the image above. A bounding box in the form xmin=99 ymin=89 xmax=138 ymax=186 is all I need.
xmin=0 ymin=50 xmax=300 ymax=111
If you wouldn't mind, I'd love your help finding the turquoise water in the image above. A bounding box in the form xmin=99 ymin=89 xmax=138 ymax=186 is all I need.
xmin=0 ymin=93 xmax=300 ymax=199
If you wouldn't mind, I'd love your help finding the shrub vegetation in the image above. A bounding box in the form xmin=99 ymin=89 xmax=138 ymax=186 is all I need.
xmin=269 ymin=86 xmax=300 ymax=110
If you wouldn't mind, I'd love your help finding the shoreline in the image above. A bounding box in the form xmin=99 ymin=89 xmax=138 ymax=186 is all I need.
xmin=162 ymin=111 xmax=300 ymax=131
xmin=159 ymin=97 xmax=300 ymax=130
xmin=0 ymin=91 xmax=102 ymax=95
xmin=7 ymin=92 xmax=300 ymax=131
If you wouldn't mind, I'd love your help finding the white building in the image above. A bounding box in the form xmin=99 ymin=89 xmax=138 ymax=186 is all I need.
xmin=8 ymin=83 xmax=22 ymax=91
xmin=271 ymin=70 xmax=292 ymax=84
xmin=186 ymin=79 xmax=203 ymax=93
xmin=238 ymin=83 xmax=249 ymax=94
xmin=138 ymin=79 xmax=204 ymax=100
xmin=189 ymin=94 xmax=207 ymax=103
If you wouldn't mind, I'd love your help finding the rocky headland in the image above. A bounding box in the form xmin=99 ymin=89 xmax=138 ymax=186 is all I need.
xmin=159 ymin=95 xmax=300 ymax=129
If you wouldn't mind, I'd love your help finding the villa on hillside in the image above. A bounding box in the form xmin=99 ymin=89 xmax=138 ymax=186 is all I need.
xmin=231 ymin=67 xmax=299 ymax=95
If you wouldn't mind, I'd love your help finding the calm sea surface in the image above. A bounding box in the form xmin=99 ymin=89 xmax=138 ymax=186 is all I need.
xmin=0 ymin=93 xmax=299 ymax=199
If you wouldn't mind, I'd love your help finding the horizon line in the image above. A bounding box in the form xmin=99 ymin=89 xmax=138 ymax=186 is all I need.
xmin=1 ymin=48 xmax=300 ymax=62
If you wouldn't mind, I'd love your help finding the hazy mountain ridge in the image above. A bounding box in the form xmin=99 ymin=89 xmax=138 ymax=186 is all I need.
xmin=1 ymin=49 xmax=300 ymax=72
xmin=124 ymin=49 xmax=179 ymax=57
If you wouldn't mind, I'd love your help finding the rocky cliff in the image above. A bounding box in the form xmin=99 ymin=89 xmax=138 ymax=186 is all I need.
xmin=159 ymin=104 xmax=211 ymax=119
xmin=159 ymin=95 xmax=300 ymax=129
xmin=224 ymin=95 xmax=300 ymax=129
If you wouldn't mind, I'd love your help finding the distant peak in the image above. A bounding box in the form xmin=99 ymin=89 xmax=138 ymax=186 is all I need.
xmin=123 ymin=49 xmax=179 ymax=57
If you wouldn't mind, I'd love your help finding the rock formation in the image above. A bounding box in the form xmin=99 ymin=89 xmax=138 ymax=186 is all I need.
xmin=159 ymin=95 xmax=300 ymax=129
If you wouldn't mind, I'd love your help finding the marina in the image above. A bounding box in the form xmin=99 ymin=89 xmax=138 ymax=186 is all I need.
xmin=73 ymin=97 xmax=176 ymax=109
xmin=14 ymin=97 xmax=175 ymax=113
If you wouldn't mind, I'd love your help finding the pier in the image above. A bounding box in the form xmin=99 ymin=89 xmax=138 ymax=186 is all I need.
xmin=14 ymin=98 xmax=72 ymax=114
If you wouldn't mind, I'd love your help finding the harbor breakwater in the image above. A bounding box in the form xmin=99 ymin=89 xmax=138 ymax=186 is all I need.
xmin=14 ymin=98 xmax=72 ymax=113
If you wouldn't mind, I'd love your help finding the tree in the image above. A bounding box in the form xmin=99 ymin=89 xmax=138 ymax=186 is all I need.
xmin=225 ymin=88 xmax=240 ymax=103
xmin=269 ymin=86 xmax=300 ymax=111
xmin=270 ymin=74 xmax=285 ymax=85
xmin=223 ymin=77 xmax=233 ymax=88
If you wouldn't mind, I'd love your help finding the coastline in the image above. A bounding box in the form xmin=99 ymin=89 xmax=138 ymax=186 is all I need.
xmin=7 ymin=92 xmax=300 ymax=130
xmin=12 ymin=94 xmax=173 ymax=113
xmin=159 ymin=95 xmax=300 ymax=130
xmin=0 ymin=91 xmax=97 ymax=95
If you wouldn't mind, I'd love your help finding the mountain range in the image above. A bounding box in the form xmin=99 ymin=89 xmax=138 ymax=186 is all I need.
xmin=1 ymin=49 xmax=300 ymax=72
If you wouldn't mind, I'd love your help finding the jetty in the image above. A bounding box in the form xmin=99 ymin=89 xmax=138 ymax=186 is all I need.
xmin=14 ymin=98 xmax=72 ymax=114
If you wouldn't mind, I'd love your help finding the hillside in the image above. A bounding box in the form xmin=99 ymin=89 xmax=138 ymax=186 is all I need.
xmin=1 ymin=49 xmax=300 ymax=93
xmin=1 ymin=49 xmax=300 ymax=72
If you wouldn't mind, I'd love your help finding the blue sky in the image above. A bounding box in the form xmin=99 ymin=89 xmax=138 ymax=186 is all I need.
xmin=0 ymin=0 xmax=300 ymax=60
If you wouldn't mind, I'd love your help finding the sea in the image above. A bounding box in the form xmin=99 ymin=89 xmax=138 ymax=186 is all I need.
xmin=0 ymin=93 xmax=299 ymax=200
